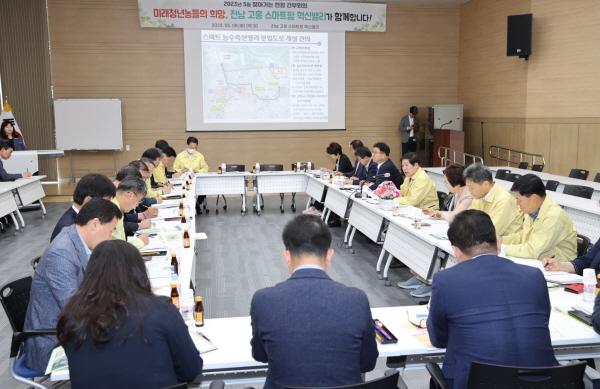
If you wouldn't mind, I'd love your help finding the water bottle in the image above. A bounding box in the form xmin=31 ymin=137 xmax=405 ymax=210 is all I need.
xmin=583 ymin=268 xmax=596 ymax=303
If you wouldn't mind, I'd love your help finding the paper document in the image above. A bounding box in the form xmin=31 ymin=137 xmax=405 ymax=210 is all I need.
xmin=193 ymin=232 xmax=208 ymax=240
xmin=190 ymin=328 xmax=218 ymax=354
xmin=45 ymin=347 xmax=68 ymax=376
xmin=545 ymin=273 xmax=583 ymax=285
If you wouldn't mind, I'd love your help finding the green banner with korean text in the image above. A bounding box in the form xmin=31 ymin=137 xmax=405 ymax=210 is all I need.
xmin=138 ymin=0 xmax=386 ymax=32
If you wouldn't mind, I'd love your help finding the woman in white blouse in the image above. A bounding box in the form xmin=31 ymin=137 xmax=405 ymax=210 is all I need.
xmin=423 ymin=164 xmax=473 ymax=221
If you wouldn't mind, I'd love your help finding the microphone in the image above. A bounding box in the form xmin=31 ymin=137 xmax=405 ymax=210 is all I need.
xmin=371 ymin=172 xmax=391 ymax=180
xmin=439 ymin=120 xmax=453 ymax=129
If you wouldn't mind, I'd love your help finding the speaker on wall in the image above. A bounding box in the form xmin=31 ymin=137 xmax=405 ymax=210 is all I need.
xmin=507 ymin=13 xmax=532 ymax=60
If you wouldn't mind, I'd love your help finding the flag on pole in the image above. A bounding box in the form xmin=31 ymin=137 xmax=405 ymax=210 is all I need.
xmin=1 ymin=97 xmax=26 ymax=146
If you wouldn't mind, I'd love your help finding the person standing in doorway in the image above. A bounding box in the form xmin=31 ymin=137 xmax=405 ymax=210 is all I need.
xmin=400 ymin=106 xmax=419 ymax=155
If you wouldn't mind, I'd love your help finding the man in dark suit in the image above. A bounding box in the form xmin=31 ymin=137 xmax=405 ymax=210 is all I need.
xmin=24 ymin=199 xmax=121 ymax=373
xmin=399 ymin=106 xmax=419 ymax=155
xmin=250 ymin=215 xmax=379 ymax=389
xmin=427 ymin=210 xmax=557 ymax=389
xmin=0 ymin=140 xmax=32 ymax=181
xmin=50 ymin=173 xmax=116 ymax=241
xmin=369 ymin=142 xmax=403 ymax=190
xmin=344 ymin=139 xmax=364 ymax=178
xmin=351 ymin=146 xmax=377 ymax=185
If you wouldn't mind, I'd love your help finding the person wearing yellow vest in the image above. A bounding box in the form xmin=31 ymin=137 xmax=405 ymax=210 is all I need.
xmin=500 ymin=174 xmax=576 ymax=260
xmin=111 ymin=177 xmax=149 ymax=249
xmin=398 ymin=152 xmax=439 ymax=210
xmin=174 ymin=136 xmax=209 ymax=173
xmin=174 ymin=136 xmax=209 ymax=215
xmin=153 ymin=146 xmax=178 ymax=184
xmin=464 ymin=163 xmax=523 ymax=236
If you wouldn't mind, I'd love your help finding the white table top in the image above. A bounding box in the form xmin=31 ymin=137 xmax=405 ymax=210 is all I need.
xmin=489 ymin=166 xmax=600 ymax=192
xmin=0 ymin=175 xmax=46 ymax=194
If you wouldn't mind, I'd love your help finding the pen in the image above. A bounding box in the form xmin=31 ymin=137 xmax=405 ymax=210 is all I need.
xmin=197 ymin=331 xmax=211 ymax=343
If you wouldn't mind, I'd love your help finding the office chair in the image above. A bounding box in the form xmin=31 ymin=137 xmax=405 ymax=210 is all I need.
xmin=563 ymin=184 xmax=593 ymax=199
xmin=532 ymin=164 xmax=544 ymax=172
xmin=437 ymin=191 xmax=450 ymax=211
xmin=427 ymin=361 xmax=586 ymax=389
xmin=285 ymin=371 xmax=405 ymax=389
xmin=594 ymin=173 xmax=600 ymax=183
xmin=290 ymin=162 xmax=313 ymax=213
xmin=495 ymin=169 xmax=511 ymax=180
xmin=505 ymin=173 xmax=521 ymax=182
xmin=255 ymin=164 xmax=286 ymax=213
xmin=577 ymin=234 xmax=591 ymax=257
xmin=569 ymin=168 xmax=589 ymax=180
xmin=215 ymin=164 xmax=245 ymax=214
xmin=0 ymin=276 xmax=56 ymax=388
xmin=517 ymin=161 xmax=529 ymax=169
xmin=545 ymin=180 xmax=560 ymax=191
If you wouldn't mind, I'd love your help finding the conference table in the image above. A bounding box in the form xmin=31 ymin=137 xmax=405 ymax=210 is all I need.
xmin=48 ymin=170 xmax=600 ymax=385
xmin=0 ymin=175 xmax=47 ymax=231
xmin=425 ymin=167 xmax=600 ymax=243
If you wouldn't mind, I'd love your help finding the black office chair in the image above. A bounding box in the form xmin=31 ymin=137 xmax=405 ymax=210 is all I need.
xmin=215 ymin=164 xmax=246 ymax=214
xmin=427 ymin=361 xmax=586 ymax=389
xmin=0 ymin=276 xmax=56 ymax=388
xmin=545 ymin=180 xmax=560 ymax=191
xmin=577 ymin=234 xmax=592 ymax=257
xmin=569 ymin=168 xmax=589 ymax=180
xmin=437 ymin=191 xmax=449 ymax=212
xmin=532 ymin=164 xmax=544 ymax=172
xmin=563 ymin=184 xmax=593 ymax=199
xmin=495 ymin=169 xmax=511 ymax=180
xmin=517 ymin=161 xmax=529 ymax=169
xmin=594 ymin=173 xmax=600 ymax=183
xmin=505 ymin=173 xmax=522 ymax=182
xmin=286 ymin=371 xmax=405 ymax=389
xmin=30 ymin=257 xmax=41 ymax=271
xmin=255 ymin=164 xmax=287 ymax=213
xmin=162 ymin=384 xmax=188 ymax=389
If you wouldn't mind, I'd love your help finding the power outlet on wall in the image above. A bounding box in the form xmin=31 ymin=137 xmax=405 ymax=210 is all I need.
xmin=125 ymin=145 xmax=131 ymax=151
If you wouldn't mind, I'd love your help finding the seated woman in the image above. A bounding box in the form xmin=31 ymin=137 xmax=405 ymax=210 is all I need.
xmin=57 ymin=240 xmax=202 ymax=389
xmin=0 ymin=120 xmax=26 ymax=150
xmin=326 ymin=142 xmax=354 ymax=176
xmin=422 ymin=164 xmax=473 ymax=222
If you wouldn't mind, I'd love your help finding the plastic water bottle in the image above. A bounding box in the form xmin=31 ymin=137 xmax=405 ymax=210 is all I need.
xmin=583 ymin=268 xmax=596 ymax=303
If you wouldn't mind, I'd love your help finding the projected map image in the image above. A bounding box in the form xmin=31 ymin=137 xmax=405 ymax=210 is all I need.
xmin=201 ymin=31 xmax=328 ymax=124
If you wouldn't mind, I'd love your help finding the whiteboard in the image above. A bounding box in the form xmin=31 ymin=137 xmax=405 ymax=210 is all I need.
xmin=54 ymin=99 xmax=123 ymax=150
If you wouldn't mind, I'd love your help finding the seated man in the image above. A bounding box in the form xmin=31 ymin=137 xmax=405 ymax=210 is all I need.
xmin=24 ymin=199 xmax=121 ymax=372
xmin=544 ymin=237 xmax=600 ymax=275
xmin=464 ymin=163 xmax=522 ymax=236
xmin=427 ymin=210 xmax=557 ymax=389
xmin=501 ymin=174 xmax=576 ymax=260
xmin=153 ymin=146 xmax=178 ymax=184
xmin=0 ymin=140 xmax=32 ymax=181
xmin=174 ymin=136 xmax=209 ymax=214
xmin=369 ymin=142 xmax=403 ymax=190
xmin=351 ymin=146 xmax=377 ymax=185
xmin=250 ymin=215 xmax=378 ymax=389
xmin=51 ymin=173 xmax=116 ymax=241
xmin=111 ymin=177 xmax=149 ymax=249
xmin=398 ymin=152 xmax=439 ymax=209
xmin=113 ymin=165 xmax=152 ymax=236
xmin=142 ymin=147 xmax=171 ymax=193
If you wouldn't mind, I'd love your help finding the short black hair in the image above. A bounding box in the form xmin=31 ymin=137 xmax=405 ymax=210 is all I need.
xmin=141 ymin=148 xmax=163 ymax=161
xmin=443 ymin=164 xmax=466 ymax=187
xmin=117 ymin=177 xmax=147 ymax=197
xmin=447 ymin=210 xmax=497 ymax=257
xmin=129 ymin=160 xmax=149 ymax=173
xmin=463 ymin=163 xmax=493 ymax=183
xmin=164 ymin=146 xmax=177 ymax=158
xmin=282 ymin=215 xmax=332 ymax=259
xmin=373 ymin=142 xmax=390 ymax=156
xmin=349 ymin=139 xmax=363 ymax=151
xmin=409 ymin=106 xmax=418 ymax=114
xmin=75 ymin=198 xmax=122 ymax=226
xmin=402 ymin=152 xmax=419 ymax=165
xmin=72 ymin=174 xmax=116 ymax=206
xmin=0 ymin=140 xmax=13 ymax=150
xmin=326 ymin=142 xmax=343 ymax=156
xmin=355 ymin=146 xmax=372 ymax=159
xmin=187 ymin=136 xmax=198 ymax=145
xmin=511 ymin=174 xmax=546 ymax=197
xmin=155 ymin=139 xmax=169 ymax=151
xmin=115 ymin=165 xmax=142 ymax=182
xmin=141 ymin=157 xmax=156 ymax=168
